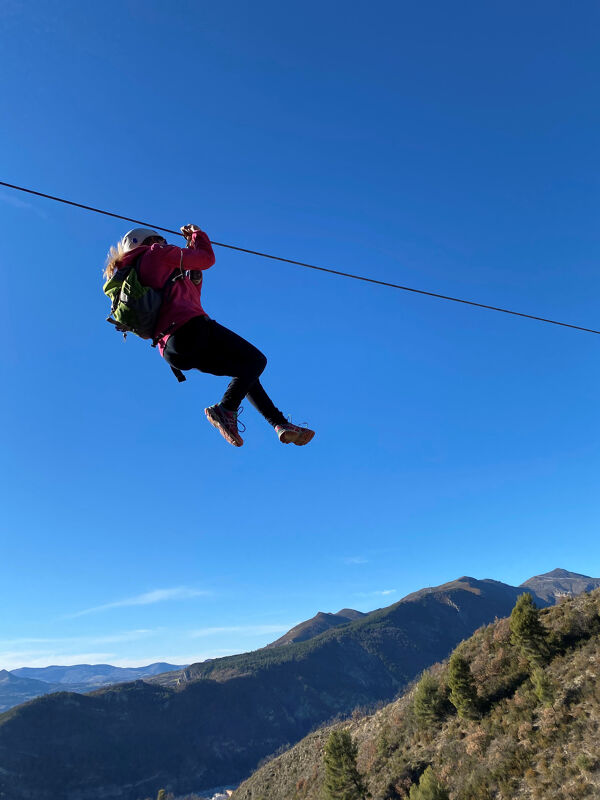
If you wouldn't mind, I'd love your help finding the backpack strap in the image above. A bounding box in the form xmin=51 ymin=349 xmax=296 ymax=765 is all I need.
xmin=113 ymin=252 xmax=188 ymax=383
xmin=150 ymin=265 xmax=187 ymax=347
xmin=159 ymin=259 xmax=188 ymax=383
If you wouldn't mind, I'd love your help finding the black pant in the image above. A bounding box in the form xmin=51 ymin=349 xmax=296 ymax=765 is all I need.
xmin=163 ymin=316 xmax=287 ymax=427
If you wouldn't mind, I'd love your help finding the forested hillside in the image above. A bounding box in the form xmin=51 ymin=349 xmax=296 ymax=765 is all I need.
xmin=233 ymin=588 xmax=600 ymax=800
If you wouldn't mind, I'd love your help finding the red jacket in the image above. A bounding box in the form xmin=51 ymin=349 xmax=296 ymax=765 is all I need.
xmin=119 ymin=229 xmax=215 ymax=354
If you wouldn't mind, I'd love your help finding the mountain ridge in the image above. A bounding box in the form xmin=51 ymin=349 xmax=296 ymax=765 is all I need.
xmin=519 ymin=567 xmax=600 ymax=604
xmin=0 ymin=670 xmax=63 ymax=713
xmin=266 ymin=608 xmax=366 ymax=648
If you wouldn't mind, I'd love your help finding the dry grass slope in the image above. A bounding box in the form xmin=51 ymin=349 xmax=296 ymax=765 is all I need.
xmin=233 ymin=588 xmax=600 ymax=800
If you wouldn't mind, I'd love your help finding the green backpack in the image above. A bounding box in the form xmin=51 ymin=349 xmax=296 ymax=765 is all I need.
xmin=103 ymin=256 xmax=186 ymax=381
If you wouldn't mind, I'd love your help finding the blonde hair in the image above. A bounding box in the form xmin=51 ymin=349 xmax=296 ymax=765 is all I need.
xmin=103 ymin=239 xmax=126 ymax=282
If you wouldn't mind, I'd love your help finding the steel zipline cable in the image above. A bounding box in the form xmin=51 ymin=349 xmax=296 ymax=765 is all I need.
xmin=2 ymin=179 xmax=599 ymax=336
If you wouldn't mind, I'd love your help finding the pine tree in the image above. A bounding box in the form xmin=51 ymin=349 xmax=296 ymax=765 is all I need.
xmin=510 ymin=593 xmax=549 ymax=666
xmin=532 ymin=666 xmax=554 ymax=705
xmin=447 ymin=652 xmax=479 ymax=719
xmin=413 ymin=673 xmax=447 ymax=726
xmin=408 ymin=766 xmax=449 ymax=800
xmin=323 ymin=729 xmax=369 ymax=800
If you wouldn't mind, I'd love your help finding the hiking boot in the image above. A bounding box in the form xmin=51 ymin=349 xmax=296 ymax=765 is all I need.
xmin=275 ymin=422 xmax=315 ymax=446
xmin=205 ymin=404 xmax=244 ymax=447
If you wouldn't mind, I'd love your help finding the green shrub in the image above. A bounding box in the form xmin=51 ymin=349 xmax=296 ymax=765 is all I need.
xmin=532 ymin=667 xmax=554 ymax=706
xmin=413 ymin=674 xmax=448 ymax=727
xmin=408 ymin=766 xmax=449 ymax=799
xmin=575 ymin=753 xmax=594 ymax=772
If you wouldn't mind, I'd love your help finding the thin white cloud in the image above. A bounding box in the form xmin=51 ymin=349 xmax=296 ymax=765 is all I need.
xmin=189 ymin=624 xmax=293 ymax=639
xmin=0 ymin=630 xmax=161 ymax=671
xmin=343 ymin=556 xmax=368 ymax=565
xmin=80 ymin=629 xmax=158 ymax=644
xmin=0 ymin=191 xmax=48 ymax=218
xmin=355 ymin=589 xmax=397 ymax=597
xmin=1 ymin=651 xmax=117 ymax=671
xmin=66 ymin=588 xmax=210 ymax=618
xmin=0 ymin=630 xmax=157 ymax=647
xmin=105 ymin=649 xmax=238 ymax=668
xmin=0 ymin=648 xmax=239 ymax=672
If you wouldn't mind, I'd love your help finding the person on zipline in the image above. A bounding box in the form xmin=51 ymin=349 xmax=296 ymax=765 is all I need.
xmin=103 ymin=224 xmax=315 ymax=448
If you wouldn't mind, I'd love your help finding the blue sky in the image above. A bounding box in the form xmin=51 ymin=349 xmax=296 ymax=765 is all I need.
xmin=1 ymin=1 xmax=599 ymax=669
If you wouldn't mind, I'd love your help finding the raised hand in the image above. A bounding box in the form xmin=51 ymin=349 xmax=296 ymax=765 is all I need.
xmin=180 ymin=224 xmax=201 ymax=246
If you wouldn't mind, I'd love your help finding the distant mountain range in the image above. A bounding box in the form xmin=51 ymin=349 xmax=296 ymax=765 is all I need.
xmin=0 ymin=662 xmax=184 ymax=712
xmin=0 ymin=568 xmax=598 ymax=800
xmin=11 ymin=661 xmax=183 ymax=686
xmin=0 ymin=670 xmax=62 ymax=712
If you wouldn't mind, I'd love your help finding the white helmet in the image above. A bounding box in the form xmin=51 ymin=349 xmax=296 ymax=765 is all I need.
xmin=121 ymin=227 xmax=164 ymax=252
